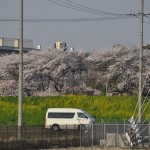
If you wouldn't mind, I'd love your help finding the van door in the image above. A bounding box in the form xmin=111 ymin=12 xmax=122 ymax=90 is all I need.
xmin=77 ymin=112 xmax=89 ymax=126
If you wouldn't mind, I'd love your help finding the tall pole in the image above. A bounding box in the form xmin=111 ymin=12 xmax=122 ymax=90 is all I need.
xmin=138 ymin=0 xmax=144 ymax=124
xmin=18 ymin=0 xmax=23 ymax=139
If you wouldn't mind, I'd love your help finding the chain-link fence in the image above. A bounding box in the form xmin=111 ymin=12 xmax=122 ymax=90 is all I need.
xmin=0 ymin=123 xmax=149 ymax=149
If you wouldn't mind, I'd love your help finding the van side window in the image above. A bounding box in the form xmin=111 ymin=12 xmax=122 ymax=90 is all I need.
xmin=48 ymin=112 xmax=75 ymax=118
xmin=78 ymin=113 xmax=88 ymax=118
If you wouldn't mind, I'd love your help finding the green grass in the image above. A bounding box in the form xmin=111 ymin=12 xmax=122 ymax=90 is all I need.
xmin=0 ymin=95 xmax=149 ymax=126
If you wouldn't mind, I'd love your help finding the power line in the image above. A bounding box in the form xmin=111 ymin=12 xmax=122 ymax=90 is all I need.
xmin=65 ymin=0 xmax=127 ymax=16
xmin=48 ymin=0 xmax=131 ymax=16
xmin=144 ymin=20 xmax=150 ymax=25
xmin=131 ymin=15 xmax=150 ymax=25
xmin=0 ymin=16 xmax=135 ymax=23
xmin=48 ymin=0 xmax=100 ymax=15
xmin=66 ymin=0 xmax=107 ymax=14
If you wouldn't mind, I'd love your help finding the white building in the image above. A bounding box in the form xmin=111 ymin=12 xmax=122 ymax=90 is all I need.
xmin=0 ymin=37 xmax=34 ymax=56
xmin=54 ymin=42 xmax=67 ymax=51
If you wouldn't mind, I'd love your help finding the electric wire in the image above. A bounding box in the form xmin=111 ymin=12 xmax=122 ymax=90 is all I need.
xmin=144 ymin=20 xmax=150 ymax=25
xmin=65 ymin=0 xmax=128 ymax=16
xmin=0 ymin=0 xmax=143 ymax=23
xmin=129 ymin=14 xmax=150 ymax=25
xmin=135 ymin=87 xmax=150 ymax=123
xmin=132 ymin=72 xmax=150 ymax=119
xmin=66 ymin=0 xmax=106 ymax=14
xmin=48 ymin=0 xmax=131 ymax=16
xmin=48 ymin=0 xmax=103 ymax=15
xmin=0 ymin=17 xmax=135 ymax=23
xmin=131 ymin=73 xmax=150 ymax=136
xmin=140 ymin=97 xmax=150 ymax=120
xmin=47 ymin=0 xmax=150 ymax=24
xmin=138 ymin=136 xmax=150 ymax=143
xmin=137 ymin=113 xmax=150 ymax=133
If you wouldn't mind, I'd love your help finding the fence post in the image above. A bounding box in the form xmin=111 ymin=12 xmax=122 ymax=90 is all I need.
xmin=66 ymin=125 xmax=67 ymax=147
xmin=7 ymin=126 xmax=8 ymax=142
xmin=80 ymin=125 xmax=82 ymax=147
xmin=78 ymin=119 xmax=82 ymax=147
xmin=16 ymin=126 xmax=18 ymax=140
xmin=42 ymin=126 xmax=43 ymax=141
xmin=7 ymin=126 xmax=8 ymax=149
xmin=100 ymin=119 xmax=104 ymax=140
xmin=149 ymin=119 xmax=150 ymax=142
xmin=103 ymin=120 xmax=105 ymax=141
xmin=57 ymin=128 xmax=59 ymax=146
xmin=115 ymin=120 xmax=118 ymax=147
xmin=74 ymin=124 xmax=75 ymax=140
xmin=25 ymin=126 xmax=26 ymax=140
xmin=49 ymin=125 xmax=51 ymax=143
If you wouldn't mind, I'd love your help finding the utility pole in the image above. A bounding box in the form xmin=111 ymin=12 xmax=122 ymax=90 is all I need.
xmin=18 ymin=0 xmax=23 ymax=139
xmin=138 ymin=0 xmax=144 ymax=124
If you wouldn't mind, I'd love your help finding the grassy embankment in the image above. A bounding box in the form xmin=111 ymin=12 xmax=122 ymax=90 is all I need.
xmin=0 ymin=95 xmax=149 ymax=126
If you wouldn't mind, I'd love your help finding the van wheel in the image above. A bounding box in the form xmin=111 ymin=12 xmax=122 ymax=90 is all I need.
xmin=52 ymin=124 xmax=60 ymax=131
xmin=78 ymin=124 xmax=86 ymax=131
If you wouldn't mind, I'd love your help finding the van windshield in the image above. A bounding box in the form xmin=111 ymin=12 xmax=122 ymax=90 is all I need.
xmin=83 ymin=110 xmax=93 ymax=118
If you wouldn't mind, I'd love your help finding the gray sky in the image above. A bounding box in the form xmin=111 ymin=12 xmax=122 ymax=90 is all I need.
xmin=0 ymin=0 xmax=150 ymax=51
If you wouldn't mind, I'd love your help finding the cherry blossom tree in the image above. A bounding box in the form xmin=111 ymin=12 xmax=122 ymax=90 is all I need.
xmin=0 ymin=44 xmax=149 ymax=96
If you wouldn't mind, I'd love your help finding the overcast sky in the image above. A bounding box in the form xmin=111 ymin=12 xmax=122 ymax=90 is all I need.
xmin=0 ymin=0 xmax=150 ymax=51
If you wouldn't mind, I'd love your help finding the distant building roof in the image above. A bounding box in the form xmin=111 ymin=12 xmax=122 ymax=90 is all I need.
xmin=0 ymin=37 xmax=34 ymax=56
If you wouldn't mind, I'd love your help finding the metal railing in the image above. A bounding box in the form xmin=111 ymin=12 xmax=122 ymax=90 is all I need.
xmin=0 ymin=123 xmax=149 ymax=149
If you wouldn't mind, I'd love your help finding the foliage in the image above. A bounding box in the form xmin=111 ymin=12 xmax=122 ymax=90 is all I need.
xmin=0 ymin=45 xmax=149 ymax=96
xmin=143 ymin=44 xmax=150 ymax=50
xmin=0 ymin=95 xmax=149 ymax=126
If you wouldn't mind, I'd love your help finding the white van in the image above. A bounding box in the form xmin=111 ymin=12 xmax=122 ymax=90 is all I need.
xmin=45 ymin=108 xmax=95 ymax=131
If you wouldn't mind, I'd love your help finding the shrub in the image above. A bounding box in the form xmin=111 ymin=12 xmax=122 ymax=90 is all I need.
xmin=0 ymin=95 xmax=149 ymax=126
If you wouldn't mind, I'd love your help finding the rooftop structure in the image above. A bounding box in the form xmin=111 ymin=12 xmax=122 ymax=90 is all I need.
xmin=54 ymin=42 xmax=67 ymax=51
xmin=0 ymin=37 xmax=33 ymax=56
